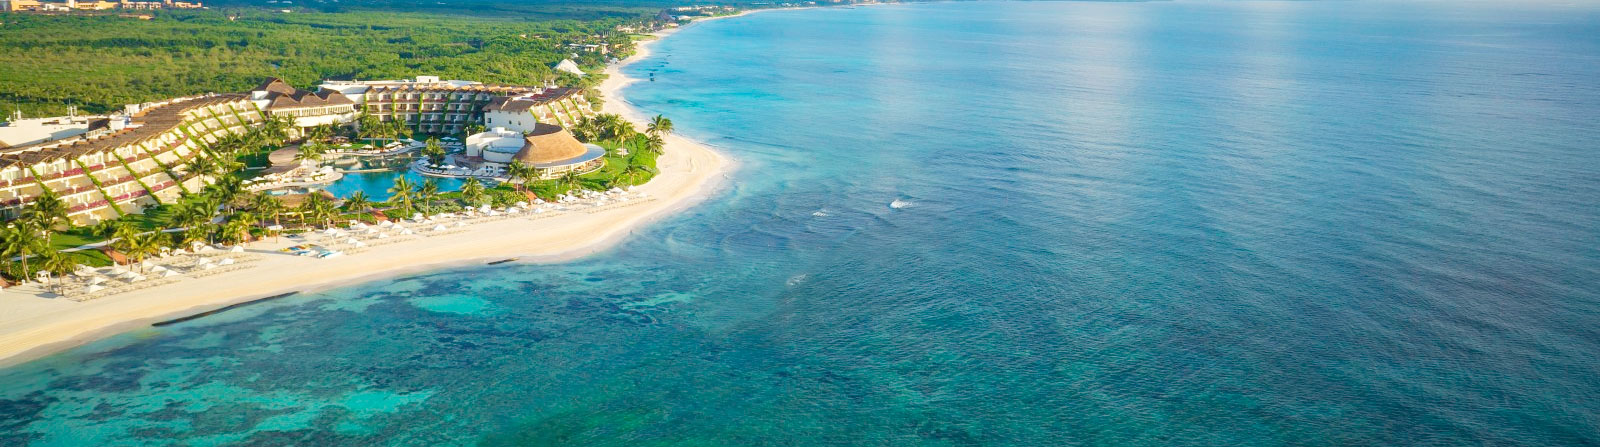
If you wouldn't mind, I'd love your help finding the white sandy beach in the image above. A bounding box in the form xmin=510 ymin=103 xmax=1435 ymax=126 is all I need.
xmin=0 ymin=27 xmax=733 ymax=367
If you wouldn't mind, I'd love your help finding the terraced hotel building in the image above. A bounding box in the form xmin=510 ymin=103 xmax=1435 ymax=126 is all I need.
xmin=0 ymin=94 xmax=264 ymax=225
xmin=317 ymin=76 xmax=596 ymax=134
xmin=0 ymin=76 xmax=595 ymax=226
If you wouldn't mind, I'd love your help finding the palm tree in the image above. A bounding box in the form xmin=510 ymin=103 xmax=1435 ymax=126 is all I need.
xmin=571 ymin=117 xmax=600 ymax=142
xmin=25 ymin=190 xmax=69 ymax=234
xmin=644 ymin=134 xmax=666 ymax=155
xmin=343 ymin=191 xmax=371 ymax=215
xmin=300 ymin=193 xmax=337 ymax=228
xmin=459 ymin=177 xmax=486 ymax=206
xmin=128 ymin=233 xmax=163 ymax=273
xmin=219 ymin=219 xmax=250 ymax=245
xmin=560 ymin=170 xmax=584 ymax=191
xmin=105 ymin=222 xmax=138 ymax=259
xmin=188 ymin=154 xmax=220 ymax=178
xmin=594 ymin=114 xmax=633 ymax=141
xmin=252 ymin=193 xmax=286 ymax=228
xmin=40 ymin=251 xmax=76 ymax=294
xmin=295 ymin=142 xmax=326 ymax=164
xmin=179 ymin=225 xmax=209 ymax=252
xmin=388 ymin=177 xmax=415 ymax=215
xmin=647 ymin=114 xmax=674 ymax=137
xmin=90 ymin=219 xmax=129 ymax=241
xmin=416 ymin=179 xmax=440 ymax=215
xmin=0 ymin=222 xmax=43 ymax=282
xmin=261 ymin=115 xmax=293 ymax=146
xmin=224 ymin=211 xmax=256 ymax=245
xmin=422 ymin=138 xmax=447 ymax=166
xmin=306 ymin=124 xmax=334 ymax=143
xmin=357 ymin=112 xmax=382 ymax=141
xmin=211 ymin=175 xmax=246 ymax=213
xmin=506 ymin=161 xmax=534 ymax=192
xmin=620 ymin=163 xmax=655 ymax=184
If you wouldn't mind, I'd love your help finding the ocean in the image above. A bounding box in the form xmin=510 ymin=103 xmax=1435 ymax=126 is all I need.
xmin=3 ymin=2 xmax=1598 ymax=445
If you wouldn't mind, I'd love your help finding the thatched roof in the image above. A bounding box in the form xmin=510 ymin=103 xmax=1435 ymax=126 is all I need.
xmin=255 ymin=77 xmax=354 ymax=111
xmin=276 ymin=190 xmax=339 ymax=208
xmin=514 ymin=124 xmax=588 ymax=165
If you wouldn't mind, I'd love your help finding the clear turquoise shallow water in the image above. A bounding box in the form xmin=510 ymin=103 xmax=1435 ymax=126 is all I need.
xmin=4 ymin=2 xmax=1600 ymax=445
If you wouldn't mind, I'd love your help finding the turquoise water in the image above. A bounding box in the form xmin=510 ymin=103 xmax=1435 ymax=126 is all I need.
xmin=318 ymin=169 xmax=465 ymax=202
xmin=4 ymin=2 xmax=1600 ymax=445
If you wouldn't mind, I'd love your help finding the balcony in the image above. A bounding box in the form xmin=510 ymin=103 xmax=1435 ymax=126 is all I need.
xmin=36 ymin=168 xmax=85 ymax=182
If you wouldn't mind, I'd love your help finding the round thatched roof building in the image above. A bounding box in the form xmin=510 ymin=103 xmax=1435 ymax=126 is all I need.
xmin=460 ymin=124 xmax=607 ymax=177
xmin=515 ymin=124 xmax=590 ymax=165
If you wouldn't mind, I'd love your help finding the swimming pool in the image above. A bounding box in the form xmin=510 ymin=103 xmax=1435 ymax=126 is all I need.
xmin=317 ymin=169 xmax=465 ymax=202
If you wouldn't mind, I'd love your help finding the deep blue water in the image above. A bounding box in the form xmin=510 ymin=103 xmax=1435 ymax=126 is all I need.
xmin=4 ymin=2 xmax=1599 ymax=445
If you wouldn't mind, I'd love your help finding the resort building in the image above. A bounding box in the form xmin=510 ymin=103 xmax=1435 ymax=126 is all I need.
xmin=0 ymin=111 xmax=113 ymax=149
xmin=482 ymin=89 xmax=594 ymax=130
xmin=250 ymin=78 xmax=358 ymax=129
xmin=0 ymin=94 xmax=265 ymax=225
xmin=460 ymin=125 xmax=605 ymax=178
xmin=318 ymin=76 xmax=595 ymax=134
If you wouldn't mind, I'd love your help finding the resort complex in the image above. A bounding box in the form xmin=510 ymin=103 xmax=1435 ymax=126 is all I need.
xmin=0 ymin=76 xmax=599 ymax=226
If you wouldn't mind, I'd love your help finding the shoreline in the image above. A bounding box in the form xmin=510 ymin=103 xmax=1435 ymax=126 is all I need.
xmin=0 ymin=23 xmax=736 ymax=368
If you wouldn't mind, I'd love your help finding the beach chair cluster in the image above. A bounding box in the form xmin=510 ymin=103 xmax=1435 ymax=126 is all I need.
xmin=62 ymin=248 xmax=263 ymax=301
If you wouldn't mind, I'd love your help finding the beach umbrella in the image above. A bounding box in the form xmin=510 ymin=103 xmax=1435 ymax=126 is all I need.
xmin=89 ymin=275 xmax=107 ymax=284
xmin=230 ymin=245 xmax=245 ymax=253
xmin=432 ymin=225 xmax=447 ymax=231
xmin=353 ymin=241 xmax=367 ymax=248
xmin=85 ymin=284 xmax=106 ymax=293
xmin=219 ymin=258 xmax=235 ymax=266
xmin=150 ymin=265 xmax=168 ymax=273
xmin=456 ymin=221 xmax=467 ymax=227
xmin=347 ymin=238 xmax=360 ymax=244
xmin=400 ymin=229 xmax=415 ymax=235
xmin=162 ymin=270 xmax=182 ymax=278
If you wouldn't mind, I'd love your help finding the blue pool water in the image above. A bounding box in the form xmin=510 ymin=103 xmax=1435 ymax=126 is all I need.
xmin=4 ymin=2 xmax=1599 ymax=445
xmin=317 ymin=169 xmax=465 ymax=202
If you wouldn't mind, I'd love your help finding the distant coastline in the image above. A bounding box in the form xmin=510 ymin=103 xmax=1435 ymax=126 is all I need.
xmin=0 ymin=23 xmax=736 ymax=367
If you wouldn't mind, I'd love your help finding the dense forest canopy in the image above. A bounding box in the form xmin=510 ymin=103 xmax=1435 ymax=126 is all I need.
xmin=0 ymin=6 xmax=653 ymax=116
